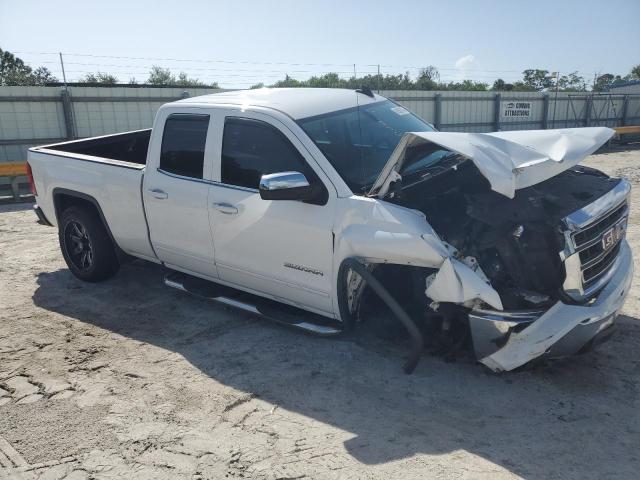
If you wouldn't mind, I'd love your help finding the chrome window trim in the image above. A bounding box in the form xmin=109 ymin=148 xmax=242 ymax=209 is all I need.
xmin=156 ymin=168 xmax=259 ymax=193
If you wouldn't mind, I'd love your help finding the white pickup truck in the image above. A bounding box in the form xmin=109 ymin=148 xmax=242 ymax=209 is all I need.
xmin=28 ymin=88 xmax=632 ymax=373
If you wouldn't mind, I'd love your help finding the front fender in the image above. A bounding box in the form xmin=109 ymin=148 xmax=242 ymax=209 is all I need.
xmin=332 ymin=198 xmax=502 ymax=320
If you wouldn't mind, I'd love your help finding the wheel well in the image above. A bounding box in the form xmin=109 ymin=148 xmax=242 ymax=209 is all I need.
xmin=52 ymin=189 xmax=123 ymax=256
xmin=338 ymin=261 xmax=434 ymax=328
xmin=54 ymin=193 xmax=100 ymax=223
xmin=362 ymin=264 xmax=433 ymax=316
xmin=352 ymin=262 xmax=472 ymax=355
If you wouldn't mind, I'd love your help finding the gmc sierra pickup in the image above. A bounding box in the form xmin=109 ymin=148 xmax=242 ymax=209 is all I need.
xmin=27 ymin=88 xmax=633 ymax=373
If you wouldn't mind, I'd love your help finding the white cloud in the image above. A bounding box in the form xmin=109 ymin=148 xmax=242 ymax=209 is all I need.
xmin=453 ymin=54 xmax=477 ymax=81
xmin=455 ymin=54 xmax=476 ymax=69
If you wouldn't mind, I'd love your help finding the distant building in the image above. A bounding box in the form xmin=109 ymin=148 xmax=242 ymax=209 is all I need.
xmin=605 ymin=80 xmax=640 ymax=94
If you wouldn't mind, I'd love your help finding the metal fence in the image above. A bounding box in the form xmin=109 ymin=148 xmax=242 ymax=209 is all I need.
xmin=1 ymin=86 xmax=639 ymax=167
xmin=0 ymin=86 xmax=223 ymax=165
xmin=381 ymin=90 xmax=640 ymax=133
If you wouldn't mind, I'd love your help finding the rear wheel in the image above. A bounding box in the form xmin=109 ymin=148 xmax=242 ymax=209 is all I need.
xmin=58 ymin=206 xmax=120 ymax=282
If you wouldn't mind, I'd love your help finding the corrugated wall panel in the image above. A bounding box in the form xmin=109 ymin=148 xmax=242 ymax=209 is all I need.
xmin=1 ymin=87 xmax=638 ymax=165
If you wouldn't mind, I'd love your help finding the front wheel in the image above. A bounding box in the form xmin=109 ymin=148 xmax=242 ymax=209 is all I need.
xmin=58 ymin=206 xmax=120 ymax=282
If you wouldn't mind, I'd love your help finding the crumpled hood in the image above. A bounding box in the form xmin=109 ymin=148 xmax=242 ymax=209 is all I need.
xmin=370 ymin=127 xmax=615 ymax=199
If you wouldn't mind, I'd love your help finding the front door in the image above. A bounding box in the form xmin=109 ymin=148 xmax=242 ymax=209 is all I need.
xmin=143 ymin=112 xmax=218 ymax=278
xmin=208 ymin=113 xmax=336 ymax=315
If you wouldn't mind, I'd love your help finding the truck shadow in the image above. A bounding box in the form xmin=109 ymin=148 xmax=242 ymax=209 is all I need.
xmin=32 ymin=261 xmax=640 ymax=479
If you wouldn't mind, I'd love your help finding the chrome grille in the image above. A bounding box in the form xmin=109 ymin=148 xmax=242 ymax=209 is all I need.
xmin=562 ymin=179 xmax=631 ymax=301
xmin=583 ymin=241 xmax=622 ymax=288
xmin=572 ymin=203 xmax=627 ymax=249
xmin=570 ymin=201 xmax=627 ymax=292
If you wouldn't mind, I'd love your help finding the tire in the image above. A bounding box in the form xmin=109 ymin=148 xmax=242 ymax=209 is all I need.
xmin=58 ymin=206 xmax=120 ymax=282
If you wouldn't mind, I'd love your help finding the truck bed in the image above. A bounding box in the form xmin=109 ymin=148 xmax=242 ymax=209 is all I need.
xmin=28 ymin=129 xmax=157 ymax=262
xmin=43 ymin=129 xmax=151 ymax=166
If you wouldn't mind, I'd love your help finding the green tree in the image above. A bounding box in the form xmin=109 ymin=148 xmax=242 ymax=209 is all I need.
xmin=176 ymin=71 xmax=217 ymax=87
xmin=511 ymin=81 xmax=536 ymax=92
xmin=491 ymin=78 xmax=536 ymax=92
xmin=522 ymin=69 xmax=554 ymax=91
xmin=80 ymin=72 xmax=118 ymax=85
xmin=0 ymin=47 xmax=58 ymax=85
xmin=629 ymin=64 xmax=640 ymax=80
xmin=31 ymin=67 xmax=57 ymax=85
xmin=414 ymin=66 xmax=439 ymax=90
xmin=446 ymin=79 xmax=488 ymax=91
xmin=492 ymin=79 xmax=510 ymax=91
xmin=272 ymin=74 xmax=299 ymax=87
xmin=148 ymin=65 xmax=175 ymax=85
xmin=147 ymin=66 xmax=217 ymax=87
xmin=307 ymin=73 xmax=345 ymax=88
xmin=249 ymin=82 xmax=265 ymax=89
xmin=593 ymin=73 xmax=625 ymax=92
xmin=557 ymin=71 xmax=586 ymax=92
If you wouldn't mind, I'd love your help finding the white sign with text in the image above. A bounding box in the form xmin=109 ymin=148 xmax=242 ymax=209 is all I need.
xmin=502 ymin=101 xmax=532 ymax=119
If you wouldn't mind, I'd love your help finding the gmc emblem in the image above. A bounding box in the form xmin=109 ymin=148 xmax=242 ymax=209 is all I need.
xmin=601 ymin=219 xmax=626 ymax=251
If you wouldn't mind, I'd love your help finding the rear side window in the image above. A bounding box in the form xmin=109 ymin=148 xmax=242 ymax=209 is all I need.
xmin=221 ymin=117 xmax=310 ymax=189
xmin=160 ymin=114 xmax=209 ymax=179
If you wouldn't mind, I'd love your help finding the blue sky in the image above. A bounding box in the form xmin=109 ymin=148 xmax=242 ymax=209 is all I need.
xmin=1 ymin=0 xmax=638 ymax=88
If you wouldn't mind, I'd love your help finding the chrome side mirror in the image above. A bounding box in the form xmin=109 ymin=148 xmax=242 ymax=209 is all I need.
xmin=259 ymin=171 xmax=314 ymax=201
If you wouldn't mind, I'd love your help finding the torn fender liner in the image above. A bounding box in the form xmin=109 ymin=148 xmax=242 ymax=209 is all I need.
xmin=340 ymin=258 xmax=424 ymax=374
xmin=371 ymin=127 xmax=614 ymax=199
xmin=426 ymin=257 xmax=503 ymax=310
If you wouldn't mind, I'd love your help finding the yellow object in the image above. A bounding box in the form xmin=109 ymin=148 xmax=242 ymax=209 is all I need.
xmin=0 ymin=162 xmax=27 ymax=177
xmin=614 ymin=126 xmax=640 ymax=135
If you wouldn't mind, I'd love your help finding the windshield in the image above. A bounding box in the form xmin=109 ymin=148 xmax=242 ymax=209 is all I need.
xmin=298 ymin=100 xmax=435 ymax=192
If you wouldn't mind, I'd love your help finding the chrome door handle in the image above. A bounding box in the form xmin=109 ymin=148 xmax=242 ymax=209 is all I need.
xmin=212 ymin=202 xmax=238 ymax=214
xmin=148 ymin=188 xmax=168 ymax=200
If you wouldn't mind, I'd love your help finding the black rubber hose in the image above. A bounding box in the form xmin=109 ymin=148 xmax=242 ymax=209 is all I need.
xmin=338 ymin=258 xmax=424 ymax=374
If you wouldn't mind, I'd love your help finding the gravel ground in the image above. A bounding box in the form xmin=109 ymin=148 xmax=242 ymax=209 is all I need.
xmin=0 ymin=148 xmax=639 ymax=480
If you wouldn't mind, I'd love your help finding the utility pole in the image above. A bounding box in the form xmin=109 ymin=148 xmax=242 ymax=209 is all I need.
xmin=377 ymin=64 xmax=381 ymax=93
xmin=59 ymin=52 xmax=68 ymax=90
xmin=551 ymin=71 xmax=560 ymax=128
xmin=353 ymin=64 xmax=357 ymax=79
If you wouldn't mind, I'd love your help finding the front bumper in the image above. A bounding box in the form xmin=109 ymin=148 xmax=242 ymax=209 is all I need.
xmin=468 ymin=240 xmax=633 ymax=372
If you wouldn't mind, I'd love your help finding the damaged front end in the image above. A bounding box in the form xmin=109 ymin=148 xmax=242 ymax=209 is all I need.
xmin=362 ymin=127 xmax=633 ymax=372
xmin=467 ymin=179 xmax=632 ymax=371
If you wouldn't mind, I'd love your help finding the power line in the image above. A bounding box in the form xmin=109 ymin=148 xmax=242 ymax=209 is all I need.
xmin=39 ymin=61 xmax=378 ymax=75
xmin=14 ymin=51 xmax=594 ymax=76
xmin=13 ymin=51 xmax=598 ymax=89
xmin=13 ymin=51 xmax=356 ymax=67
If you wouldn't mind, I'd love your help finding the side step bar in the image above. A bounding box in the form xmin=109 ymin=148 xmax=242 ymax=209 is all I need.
xmin=164 ymin=271 xmax=343 ymax=337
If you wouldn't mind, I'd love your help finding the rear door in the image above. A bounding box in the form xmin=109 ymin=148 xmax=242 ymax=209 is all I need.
xmin=143 ymin=110 xmax=218 ymax=278
xmin=207 ymin=110 xmax=336 ymax=315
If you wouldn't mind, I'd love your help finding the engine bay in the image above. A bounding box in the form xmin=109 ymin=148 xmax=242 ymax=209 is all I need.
xmin=389 ymin=153 xmax=621 ymax=309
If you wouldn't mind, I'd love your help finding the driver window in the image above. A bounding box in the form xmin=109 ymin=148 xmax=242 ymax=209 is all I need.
xmin=160 ymin=114 xmax=209 ymax=179
xmin=221 ymin=117 xmax=311 ymax=189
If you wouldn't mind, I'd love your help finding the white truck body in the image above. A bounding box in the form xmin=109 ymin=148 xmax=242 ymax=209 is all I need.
xmin=28 ymin=88 xmax=633 ymax=372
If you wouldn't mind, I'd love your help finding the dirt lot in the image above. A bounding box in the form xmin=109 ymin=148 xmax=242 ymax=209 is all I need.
xmin=1 ymin=148 xmax=639 ymax=480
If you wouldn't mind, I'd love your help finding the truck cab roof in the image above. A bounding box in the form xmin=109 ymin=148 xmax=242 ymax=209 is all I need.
xmin=174 ymin=87 xmax=386 ymax=120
